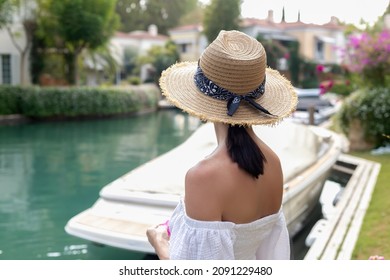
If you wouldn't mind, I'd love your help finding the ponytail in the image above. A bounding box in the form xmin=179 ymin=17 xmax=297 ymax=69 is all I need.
xmin=226 ymin=125 xmax=266 ymax=179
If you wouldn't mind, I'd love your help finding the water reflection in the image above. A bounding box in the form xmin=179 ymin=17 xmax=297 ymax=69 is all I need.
xmin=0 ymin=110 xmax=200 ymax=259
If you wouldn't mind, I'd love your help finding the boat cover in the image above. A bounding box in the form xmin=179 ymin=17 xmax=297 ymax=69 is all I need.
xmin=99 ymin=121 xmax=322 ymax=200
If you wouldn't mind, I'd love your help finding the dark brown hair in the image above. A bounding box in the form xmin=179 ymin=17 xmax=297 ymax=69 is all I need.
xmin=226 ymin=125 xmax=266 ymax=179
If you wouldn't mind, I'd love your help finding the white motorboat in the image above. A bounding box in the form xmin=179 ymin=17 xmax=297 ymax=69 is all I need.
xmin=290 ymin=88 xmax=341 ymax=125
xmin=65 ymin=121 xmax=343 ymax=254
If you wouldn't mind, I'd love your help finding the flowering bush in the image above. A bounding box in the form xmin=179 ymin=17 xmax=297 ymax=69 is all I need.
xmin=336 ymin=30 xmax=390 ymax=149
xmin=342 ymin=30 xmax=390 ymax=87
xmin=337 ymin=87 xmax=390 ymax=148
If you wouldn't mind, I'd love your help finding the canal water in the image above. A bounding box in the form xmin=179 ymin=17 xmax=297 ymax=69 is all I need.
xmin=0 ymin=109 xmax=334 ymax=260
xmin=0 ymin=110 xmax=201 ymax=260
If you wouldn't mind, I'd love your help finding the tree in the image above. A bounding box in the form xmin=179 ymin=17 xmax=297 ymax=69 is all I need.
xmin=138 ymin=40 xmax=179 ymax=84
xmin=366 ymin=1 xmax=390 ymax=33
xmin=123 ymin=46 xmax=139 ymax=78
xmin=203 ymin=0 xmax=241 ymax=44
xmin=82 ymin=44 xmax=120 ymax=85
xmin=115 ymin=0 xmax=145 ymax=32
xmin=116 ymin=0 xmax=197 ymax=34
xmin=179 ymin=2 xmax=206 ymax=25
xmin=281 ymin=6 xmax=286 ymax=22
xmin=0 ymin=0 xmax=11 ymax=27
xmin=144 ymin=0 xmax=198 ymax=34
xmin=38 ymin=0 xmax=119 ymax=85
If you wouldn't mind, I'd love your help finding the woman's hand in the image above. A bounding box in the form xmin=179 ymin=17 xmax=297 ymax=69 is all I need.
xmin=146 ymin=223 xmax=170 ymax=260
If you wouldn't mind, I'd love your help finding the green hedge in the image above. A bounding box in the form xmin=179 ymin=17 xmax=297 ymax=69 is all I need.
xmin=336 ymin=87 xmax=390 ymax=147
xmin=0 ymin=86 xmax=25 ymax=115
xmin=0 ymin=84 xmax=160 ymax=118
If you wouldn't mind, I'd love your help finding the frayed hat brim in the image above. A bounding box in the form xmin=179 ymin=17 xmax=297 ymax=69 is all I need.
xmin=160 ymin=61 xmax=297 ymax=126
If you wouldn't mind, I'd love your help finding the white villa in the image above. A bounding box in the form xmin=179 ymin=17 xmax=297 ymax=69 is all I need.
xmin=169 ymin=10 xmax=346 ymax=67
xmin=1 ymin=8 xmax=347 ymax=86
xmin=0 ymin=3 xmax=32 ymax=85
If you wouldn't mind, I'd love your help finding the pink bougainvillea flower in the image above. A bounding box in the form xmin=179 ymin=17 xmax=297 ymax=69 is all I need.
xmin=319 ymin=80 xmax=334 ymax=95
xmin=341 ymin=30 xmax=390 ymax=86
xmin=369 ymin=255 xmax=385 ymax=260
xmin=316 ymin=64 xmax=324 ymax=73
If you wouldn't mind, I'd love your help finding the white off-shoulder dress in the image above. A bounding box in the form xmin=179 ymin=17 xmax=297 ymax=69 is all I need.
xmin=168 ymin=200 xmax=290 ymax=260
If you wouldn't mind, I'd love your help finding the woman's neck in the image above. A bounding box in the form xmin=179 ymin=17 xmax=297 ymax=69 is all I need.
xmin=213 ymin=123 xmax=255 ymax=144
xmin=213 ymin=122 xmax=229 ymax=145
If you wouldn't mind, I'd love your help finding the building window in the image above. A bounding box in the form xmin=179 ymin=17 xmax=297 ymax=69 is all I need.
xmin=1 ymin=54 xmax=12 ymax=84
xmin=315 ymin=40 xmax=324 ymax=62
xmin=180 ymin=43 xmax=188 ymax=53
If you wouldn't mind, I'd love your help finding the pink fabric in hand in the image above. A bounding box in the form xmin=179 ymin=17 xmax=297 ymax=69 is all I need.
xmin=159 ymin=220 xmax=171 ymax=237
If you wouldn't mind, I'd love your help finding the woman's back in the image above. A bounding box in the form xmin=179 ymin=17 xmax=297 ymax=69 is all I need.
xmin=184 ymin=125 xmax=284 ymax=225
xmin=147 ymin=30 xmax=296 ymax=260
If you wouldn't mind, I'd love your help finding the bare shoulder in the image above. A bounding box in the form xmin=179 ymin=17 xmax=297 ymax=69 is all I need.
xmin=184 ymin=159 xmax=224 ymax=221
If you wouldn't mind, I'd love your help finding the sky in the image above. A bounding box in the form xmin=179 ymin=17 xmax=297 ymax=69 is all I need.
xmin=201 ymin=0 xmax=389 ymax=26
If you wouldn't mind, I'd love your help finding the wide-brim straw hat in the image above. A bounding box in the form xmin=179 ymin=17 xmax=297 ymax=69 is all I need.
xmin=160 ymin=30 xmax=297 ymax=126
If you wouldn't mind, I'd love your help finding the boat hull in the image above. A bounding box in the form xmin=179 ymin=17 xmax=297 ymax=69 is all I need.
xmin=65 ymin=122 xmax=343 ymax=253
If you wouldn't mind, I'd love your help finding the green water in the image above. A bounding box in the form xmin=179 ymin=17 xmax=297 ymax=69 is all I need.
xmin=0 ymin=110 xmax=200 ymax=260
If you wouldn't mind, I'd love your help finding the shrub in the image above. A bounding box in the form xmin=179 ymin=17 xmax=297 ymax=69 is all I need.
xmin=128 ymin=76 xmax=141 ymax=85
xmin=336 ymin=87 xmax=390 ymax=148
xmin=0 ymin=86 xmax=24 ymax=115
xmin=330 ymin=80 xmax=356 ymax=97
xmin=0 ymin=85 xmax=160 ymax=118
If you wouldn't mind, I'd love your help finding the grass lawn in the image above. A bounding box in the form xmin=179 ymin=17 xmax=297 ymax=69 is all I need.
xmin=350 ymin=152 xmax=390 ymax=260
